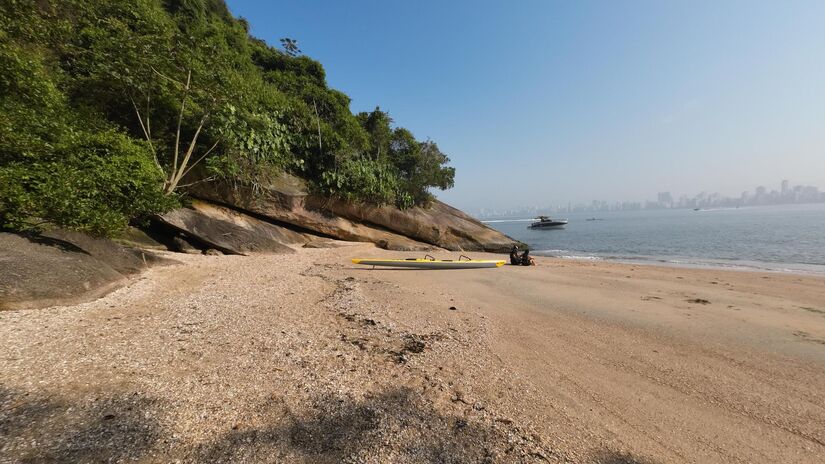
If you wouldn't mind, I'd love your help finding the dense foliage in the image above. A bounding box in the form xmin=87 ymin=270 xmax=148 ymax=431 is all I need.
xmin=0 ymin=0 xmax=454 ymax=235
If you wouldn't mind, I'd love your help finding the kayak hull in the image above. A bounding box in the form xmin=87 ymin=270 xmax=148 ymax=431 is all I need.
xmin=352 ymin=258 xmax=505 ymax=269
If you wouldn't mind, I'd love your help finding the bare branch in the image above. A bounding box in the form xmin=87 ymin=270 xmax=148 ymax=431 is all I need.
xmin=129 ymin=94 xmax=164 ymax=175
xmin=171 ymin=70 xmax=192 ymax=188
xmin=145 ymin=94 xmax=152 ymax=140
xmin=129 ymin=95 xmax=152 ymax=146
xmin=313 ymin=98 xmax=322 ymax=153
xmin=149 ymin=66 xmax=185 ymax=87
xmin=167 ymin=112 xmax=207 ymax=193
xmin=176 ymin=176 xmax=217 ymax=189
xmin=179 ymin=138 xmax=221 ymax=181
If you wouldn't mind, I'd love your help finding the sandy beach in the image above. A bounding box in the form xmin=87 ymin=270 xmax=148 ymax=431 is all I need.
xmin=2 ymin=245 xmax=825 ymax=463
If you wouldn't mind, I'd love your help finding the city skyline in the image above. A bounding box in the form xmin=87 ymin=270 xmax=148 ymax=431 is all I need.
xmin=473 ymin=179 xmax=825 ymax=218
xmin=228 ymin=1 xmax=825 ymax=214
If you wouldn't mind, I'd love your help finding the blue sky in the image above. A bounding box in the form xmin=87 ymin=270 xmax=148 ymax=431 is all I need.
xmin=226 ymin=0 xmax=825 ymax=211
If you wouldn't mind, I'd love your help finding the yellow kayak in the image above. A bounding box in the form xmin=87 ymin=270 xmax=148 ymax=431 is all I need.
xmin=352 ymin=257 xmax=505 ymax=269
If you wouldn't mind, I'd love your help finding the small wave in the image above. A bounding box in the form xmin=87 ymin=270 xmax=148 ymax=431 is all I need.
xmin=558 ymin=255 xmax=603 ymax=261
xmin=481 ymin=218 xmax=535 ymax=223
xmin=532 ymin=250 xmax=602 ymax=261
xmin=530 ymin=251 xmax=825 ymax=275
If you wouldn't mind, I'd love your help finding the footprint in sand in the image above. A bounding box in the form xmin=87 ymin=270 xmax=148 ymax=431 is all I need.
xmin=793 ymin=331 xmax=825 ymax=345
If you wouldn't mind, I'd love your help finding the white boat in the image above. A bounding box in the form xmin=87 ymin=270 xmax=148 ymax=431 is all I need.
xmin=529 ymin=216 xmax=568 ymax=229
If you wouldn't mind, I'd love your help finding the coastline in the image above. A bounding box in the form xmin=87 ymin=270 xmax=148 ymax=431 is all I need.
xmin=486 ymin=203 xmax=825 ymax=278
xmin=2 ymin=245 xmax=825 ymax=462
xmin=531 ymin=251 xmax=825 ymax=277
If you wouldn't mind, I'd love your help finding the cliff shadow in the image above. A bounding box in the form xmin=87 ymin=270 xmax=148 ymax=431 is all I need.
xmin=194 ymin=386 xmax=554 ymax=463
xmin=592 ymin=449 xmax=656 ymax=464
xmin=0 ymin=385 xmax=162 ymax=463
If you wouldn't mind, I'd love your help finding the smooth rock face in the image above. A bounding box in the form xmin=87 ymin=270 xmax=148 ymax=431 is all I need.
xmin=189 ymin=178 xmax=438 ymax=252
xmin=189 ymin=174 xmax=519 ymax=252
xmin=0 ymin=232 xmax=171 ymax=310
xmin=42 ymin=229 xmax=170 ymax=275
xmin=158 ymin=200 xmax=301 ymax=255
xmin=319 ymin=198 xmax=521 ymax=252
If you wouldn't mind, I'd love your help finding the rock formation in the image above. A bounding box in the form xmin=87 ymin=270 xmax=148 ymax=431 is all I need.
xmin=2 ymin=175 xmax=521 ymax=310
xmin=188 ymin=173 xmax=520 ymax=252
xmin=157 ymin=200 xmax=305 ymax=255
xmin=0 ymin=231 xmax=173 ymax=311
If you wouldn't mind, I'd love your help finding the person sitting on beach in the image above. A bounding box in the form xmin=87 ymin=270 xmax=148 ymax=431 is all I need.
xmin=521 ymin=249 xmax=536 ymax=266
xmin=510 ymin=246 xmax=521 ymax=265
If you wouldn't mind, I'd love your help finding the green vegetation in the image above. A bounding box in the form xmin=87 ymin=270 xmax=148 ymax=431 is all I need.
xmin=0 ymin=0 xmax=454 ymax=236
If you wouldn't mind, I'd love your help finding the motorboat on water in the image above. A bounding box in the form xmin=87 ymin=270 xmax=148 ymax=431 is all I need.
xmin=529 ymin=216 xmax=568 ymax=229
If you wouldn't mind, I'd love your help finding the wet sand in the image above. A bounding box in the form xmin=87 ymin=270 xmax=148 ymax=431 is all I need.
xmin=2 ymin=244 xmax=825 ymax=462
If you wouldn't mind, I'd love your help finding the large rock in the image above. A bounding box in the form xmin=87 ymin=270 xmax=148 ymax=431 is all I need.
xmin=189 ymin=173 xmax=520 ymax=252
xmin=157 ymin=200 xmax=304 ymax=255
xmin=189 ymin=174 xmax=438 ymax=252
xmin=0 ymin=232 xmax=172 ymax=311
xmin=42 ymin=229 xmax=170 ymax=274
xmin=319 ymin=198 xmax=520 ymax=252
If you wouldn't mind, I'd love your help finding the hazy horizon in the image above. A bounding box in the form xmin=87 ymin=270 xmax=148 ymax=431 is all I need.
xmin=227 ymin=0 xmax=825 ymax=211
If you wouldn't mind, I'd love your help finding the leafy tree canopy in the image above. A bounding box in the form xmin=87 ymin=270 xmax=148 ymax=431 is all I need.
xmin=0 ymin=0 xmax=455 ymax=236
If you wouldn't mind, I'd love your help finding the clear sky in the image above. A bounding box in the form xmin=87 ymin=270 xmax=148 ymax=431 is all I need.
xmin=226 ymin=0 xmax=825 ymax=211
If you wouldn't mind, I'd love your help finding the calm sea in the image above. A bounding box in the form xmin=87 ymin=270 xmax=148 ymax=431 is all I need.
xmin=485 ymin=203 xmax=825 ymax=275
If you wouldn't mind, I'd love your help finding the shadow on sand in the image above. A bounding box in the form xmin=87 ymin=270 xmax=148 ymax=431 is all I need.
xmin=0 ymin=385 xmax=162 ymax=463
xmin=2 ymin=384 xmax=653 ymax=463
xmin=194 ymin=386 xmax=558 ymax=463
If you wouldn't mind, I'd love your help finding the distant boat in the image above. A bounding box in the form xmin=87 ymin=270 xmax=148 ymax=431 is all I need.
xmin=693 ymin=208 xmax=701 ymax=211
xmin=586 ymin=217 xmax=603 ymax=221
xmin=529 ymin=216 xmax=568 ymax=229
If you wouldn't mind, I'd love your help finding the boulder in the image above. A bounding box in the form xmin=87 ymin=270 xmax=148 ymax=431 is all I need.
xmin=189 ymin=173 xmax=520 ymax=252
xmin=0 ymin=232 xmax=173 ymax=311
xmin=157 ymin=200 xmax=303 ymax=255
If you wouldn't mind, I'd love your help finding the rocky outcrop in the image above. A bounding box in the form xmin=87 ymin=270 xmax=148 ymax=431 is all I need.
xmin=189 ymin=173 xmax=519 ymax=252
xmin=318 ymin=198 xmax=520 ymax=252
xmin=41 ymin=230 xmax=172 ymax=274
xmin=157 ymin=200 xmax=305 ymax=255
xmin=0 ymin=231 xmax=173 ymax=311
xmin=188 ymin=174 xmax=439 ymax=252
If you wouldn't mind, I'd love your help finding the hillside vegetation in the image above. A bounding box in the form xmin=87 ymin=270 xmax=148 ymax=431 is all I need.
xmin=0 ymin=0 xmax=455 ymax=236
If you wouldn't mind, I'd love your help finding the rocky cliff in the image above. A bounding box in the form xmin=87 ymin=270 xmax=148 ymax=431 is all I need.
xmin=186 ymin=173 xmax=520 ymax=253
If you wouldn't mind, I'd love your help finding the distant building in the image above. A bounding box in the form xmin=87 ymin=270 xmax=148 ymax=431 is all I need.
xmin=781 ymin=179 xmax=789 ymax=196
xmin=657 ymin=192 xmax=673 ymax=208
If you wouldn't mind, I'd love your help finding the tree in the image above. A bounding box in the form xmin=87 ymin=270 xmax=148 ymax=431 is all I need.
xmin=0 ymin=0 xmax=457 ymax=238
xmin=280 ymin=37 xmax=301 ymax=57
xmin=130 ymin=69 xmax=220 ymax=195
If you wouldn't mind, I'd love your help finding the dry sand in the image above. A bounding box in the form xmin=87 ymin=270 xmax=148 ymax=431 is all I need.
xmin=2 ymin=244 xmax=825 ymax=463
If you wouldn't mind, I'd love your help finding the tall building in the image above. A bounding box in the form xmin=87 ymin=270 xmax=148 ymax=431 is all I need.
xmin=781 ymin=179 xmax=789 ymax=197
xmin=657 ymin=192 xmax=673 ymax=207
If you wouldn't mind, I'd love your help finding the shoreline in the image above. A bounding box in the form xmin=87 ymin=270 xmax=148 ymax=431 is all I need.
xmin=531 ymin=251 xmax=825 ymax=277
xmin=2 ymin=244 xmax=825 ymax=462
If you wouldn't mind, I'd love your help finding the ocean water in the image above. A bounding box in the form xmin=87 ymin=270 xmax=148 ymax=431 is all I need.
xmin=485 ymin=203 xmax=825 ymax=274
